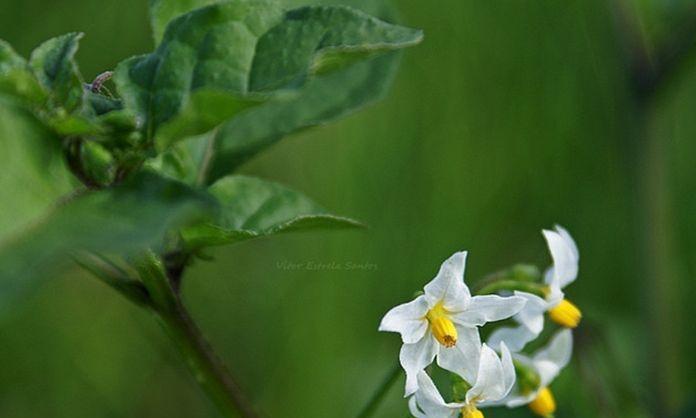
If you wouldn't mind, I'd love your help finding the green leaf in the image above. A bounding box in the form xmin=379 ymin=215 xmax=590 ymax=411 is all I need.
xmin=0 ymin=98 xmax=73 ymax=238
xmin=155 ymin=89 xmax=261 ymax=151
xmin=118 ymin=1 xmax=420 ymax=145
xmin=29 ymin=32 xmax=85 ymax=112
xmin=148 ymin=0 xmax=221 ymax=44
xmin=248 ymin=5 xmax=422 ymax=92
xmin=207 ymin=52 xmax=401 ymax=180
xmin=0 ymin=171 xmax=216 ymax=311
xmin=0 ymin=39 xmax=47 ymax=105
xmin=181 ymin=175 xmax=362 ymax=249
xmin=114 ymin=2 xmax=285 ymax=141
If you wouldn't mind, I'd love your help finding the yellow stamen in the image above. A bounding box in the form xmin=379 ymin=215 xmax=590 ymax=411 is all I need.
xmin=548 ymin=299 xmax=582 ymax=328
xmin=461 ymin=404 xmax=484 ymax=418
xmin=425 ymin=302 xmax=458 ymax=347
xmin=528 ymin=387 xmax=556 ymax=417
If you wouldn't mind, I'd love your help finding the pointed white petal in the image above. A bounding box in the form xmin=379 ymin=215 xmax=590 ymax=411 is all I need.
xmin=436 ymin=325 xmax=481 ymax=384
xmin=379 ymin=295 xmax=430 ymax=344
xmin=543 ymin=228 xmax=579 ymax=289
xmin=487 ymin=325 xmax=537 ymax=353
xmin=555 ymin=225 xmax=579 ymax=260
xmin=514 ymin=291 xmax=550 ymax=331
xmin=532 ymin=329 xmax=573 ymax=386
xmin=466 ymin=344 xmax=507 ymax=404
xmin=424 ymin=252 xmax=470 ymax=307
xmin=500 ymin=343 xmax=516 ymax=397
xmin=400 ymin=335 xmax=439 ymax=396
xmin=414 ymin=371 xmax=465 ymax=417
xmin=408 ymin=396 xmax=428 ymax=418
xmin=452 ymin=295 xmax=526 ymax=327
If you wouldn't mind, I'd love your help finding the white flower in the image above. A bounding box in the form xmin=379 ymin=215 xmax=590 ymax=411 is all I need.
xmin=408 ymin=343 xmax=516 ymax=418
xmin=498 ymin=330 xmax=573 ymax=416
xmin=488 ymin=226 xmax=580 ymax=352
xmin=379 ymin=251 xmax=526 ymax=396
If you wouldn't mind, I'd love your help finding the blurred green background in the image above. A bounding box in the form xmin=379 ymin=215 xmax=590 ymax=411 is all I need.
xmin=1 ymin=0 xmax=695 ymax=417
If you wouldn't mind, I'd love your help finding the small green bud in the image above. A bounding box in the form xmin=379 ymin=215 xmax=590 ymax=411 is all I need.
xmin=81 ymin=140 xmax=115 ymax=185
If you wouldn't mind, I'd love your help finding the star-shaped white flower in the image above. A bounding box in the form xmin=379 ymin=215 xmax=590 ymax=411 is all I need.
xmin=408 ymin=343 xmax=516 ymax=418
xmin=379 ymin=252 xmax=526 ymax=395
xmin=488 ymin=226 xmax=580 ymax=352
xmin=495 ymin=330 xmax=573 ymax=417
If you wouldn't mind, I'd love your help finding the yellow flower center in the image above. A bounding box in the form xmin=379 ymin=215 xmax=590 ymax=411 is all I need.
xmin=528 ymin=387 xmax=556 ymax=417
xmin=425 ymin=302 xmax=458 ymax=347
xmin=548 ymin=299 xmax=582 ymax=328
xmin=461 ymin=404 xmax=484 ymax=418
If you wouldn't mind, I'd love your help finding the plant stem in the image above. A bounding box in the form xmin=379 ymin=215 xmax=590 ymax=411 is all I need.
xmin=136 ymin=252 xmax=259 ymax=418
xmin=356 ymin=362 xmax=401 ymax=418
xmin=157 ymin=300 xmax=259 ymax=418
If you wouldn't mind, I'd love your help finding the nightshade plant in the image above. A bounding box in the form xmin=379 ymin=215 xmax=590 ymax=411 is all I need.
xmin=380 ymin=227 xmax=581 ymax=418
xmin=0 ymin=0 xmax=422 ymax=417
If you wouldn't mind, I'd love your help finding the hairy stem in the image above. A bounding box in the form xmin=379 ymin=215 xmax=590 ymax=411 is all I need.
xmin=137 ymin=252 xmax=259 ymax=418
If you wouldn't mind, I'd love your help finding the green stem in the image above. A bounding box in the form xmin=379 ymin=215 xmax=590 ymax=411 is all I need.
xmin=136 ymin=252 xmax=259 ymax=418
xmin=356 ymin=362 xmax=402 ymax=418
xmin=477 ymin=280 xmax=546 ymax=298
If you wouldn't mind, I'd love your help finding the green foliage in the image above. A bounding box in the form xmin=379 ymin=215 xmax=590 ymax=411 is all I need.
xmin=207 ymin=52 xmax=400 ymax=179
xmin=0 ymin=0 xmax=419 ymax=335
xmin=29 ymin=32 xmax=85 ymax=112
xmin=0 ymin=171 xmax=215 ymax=311
xmin=181 ymin=175 xmax=363 ymax=249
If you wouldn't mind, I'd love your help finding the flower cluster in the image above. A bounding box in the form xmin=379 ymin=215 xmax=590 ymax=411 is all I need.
xmin=380 ymin=226 xmax=580 ymax=417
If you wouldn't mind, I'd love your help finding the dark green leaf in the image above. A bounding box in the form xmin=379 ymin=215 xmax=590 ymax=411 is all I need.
xmin=0 ymin=171 xmax=216 ymax=311
xmin=148 ymin=0 xmax=220 ymax=44
xmin=181 ymin=175 xmax=362 ymax=249
xmin=118 ymin=1 xmax=420 ymax=147
xmin=29 ymin=32 xmax=85 ymax=112
xmin=114 ymin=2 xmax=284 ymax=141
xmin=248 ymin=6 xmax=422 ymax=92
xmin=207 ymin=52 xmax=401 ymax=180
xmin=155 ymin=89 xmax=261 ymax=151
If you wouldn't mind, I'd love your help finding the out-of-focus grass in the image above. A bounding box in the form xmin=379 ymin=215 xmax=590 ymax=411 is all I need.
xmin=1 ymin=0 xmax=695 ymax=417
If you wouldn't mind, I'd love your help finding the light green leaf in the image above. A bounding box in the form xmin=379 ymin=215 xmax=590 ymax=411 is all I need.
xmin=207 ymin=52 xmax=401 ymax=180
xmin=181 ymin=175 xmax=362 ymax=249
xmin=0 ymin=39 xmax=47 ymax=105
xmin=0 ymin=98 xmax=73 ymax=239
xmin=29 ymin=32 xmax=85 ymax=112
xmin=0 ymin=171 xmax=216 ymax=311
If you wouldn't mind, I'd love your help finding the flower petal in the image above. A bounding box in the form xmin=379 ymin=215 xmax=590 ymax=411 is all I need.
xmin=514 ymin=292 xmax=549 ymax=332
xmin=500 ymin=343 xmax=516 ymax=397
xmin=408 ymin=396 xmax=428 ymax=418
xmin=400 ymin=335 xmax=439 ymax=396
xmin=466 ymin=343 xmax=507 ymax=404
xmin=424 ymin=251 xmax=470 ymax=308
xmin=451 ymin=294 xmax=526 ymax=327
xmin=487 ymin=324 xmax=537 ymax=353
xmin=436 ymin=325 xmax=481 ymax=384
xmin=532 ymin=329 xmax=573 ymax=386
xmin=414 ymin=371 xmax=465 ymax=417
xmin=379 ymin=295 xmax=430 ymax=344
xmin=543 ymin=227 xmax=579 ymax=289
